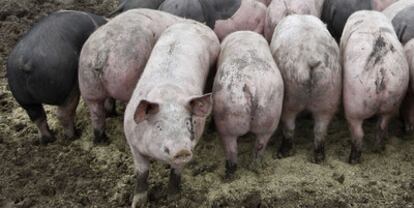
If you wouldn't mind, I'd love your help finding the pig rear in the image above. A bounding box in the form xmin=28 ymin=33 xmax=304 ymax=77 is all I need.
xmin=270 ymin=14 xmax=342 ymax=163
xmin=213 ymin=31 xmax=284 ymax=178
xmin=341 ymin=11 xmax=409 ymax=164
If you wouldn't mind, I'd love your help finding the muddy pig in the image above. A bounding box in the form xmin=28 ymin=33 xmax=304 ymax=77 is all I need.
xmin=7 ymin=10 xmax=106 ymax=144
xmin=400 ymin=39 xmax=414 ymax=133
xmin=341 ymin=11 xmax=409 ymax=164
xmin=321 ymin=0 xmax=398 ymax=42
xmin=270 ymin=15 xmax=341 ymax=163
xmin=109 ymin=0 xmax=165 ymax=16
xmin=264 ymin=0 xmax=319 ymax=42
xmin=158 ymin=0 xmax=266 ymax=41
xmin=213 ymin=31 xmax=284 ymax=178
xmin=123 ymin=22 xmax=220 ymax=206
xmin=79 ymin=9 xmax=184 ymax=144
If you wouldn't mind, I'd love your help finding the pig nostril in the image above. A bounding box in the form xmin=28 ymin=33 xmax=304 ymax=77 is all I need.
xmin=173 ymin=150 xmax=192 ymax=161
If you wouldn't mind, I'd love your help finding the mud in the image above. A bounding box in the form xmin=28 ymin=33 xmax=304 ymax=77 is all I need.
xmin=0 ymin=0 xmax=413 ymax=207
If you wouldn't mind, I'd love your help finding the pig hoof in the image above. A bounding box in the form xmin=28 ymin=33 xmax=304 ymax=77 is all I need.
xmin=65 ymin=128 xmax=82 ymax=141
xmin=224 ymin=160 xmax=238 ymax=181
xmin=313 ymin=152 xmax=325 ymax=164
xmin=93 ymin=130 xmax=109 ymax=145
xmin=39 ymin=135 xmax=56 ymax=145
xmin=276 ymin=146 xmax=294 ymax=159
xmin=131 ymin=192 xmax=148 ymax=208
xmin=106 ymin=110 xmax=118 ymax=118
xmin=348 ymin=151 xmax=361 ymax=164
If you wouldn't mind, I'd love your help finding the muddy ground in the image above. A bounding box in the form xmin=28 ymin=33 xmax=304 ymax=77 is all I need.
xmin=0 ymin=0 xmax=413 ymax=207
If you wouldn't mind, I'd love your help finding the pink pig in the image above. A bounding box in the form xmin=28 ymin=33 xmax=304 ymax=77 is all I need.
xmin=123 ymin=22 xmax=220 ymax=206
xmin=213 ymin=31 xmax=284 ymax=178
xmin=78 ymin=9 xmax=184 ymax=144
xmin=341 ymin=11 xmax=409 ymax=164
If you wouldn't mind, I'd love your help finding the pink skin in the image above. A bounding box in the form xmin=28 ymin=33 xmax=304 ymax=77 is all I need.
xmin=264 ymin=0 xmax=319 ymax=42
xmin=371 ymin=0 xmax=399 ymax=11
xmin=214 ymin=0 xmax=266 ymax=41
xmin=341 ymin=11 xmax=409 ymax=164
xmin=78 ymin=9 xmax=184 ymax=144
xmin=213 ymin=31 xmax=284 ymax=178
xmin=401 ymin=39 xmax=414 ymax=133
xmin=270 ymin=15 xmax=342 ymax=163
xmin=123 ymin=22 xmax=220 ymax=207
xmin=383 ymin=0 xmax=414 ymax=19
xmin=256 ymin=0 xmax=272 ymax=6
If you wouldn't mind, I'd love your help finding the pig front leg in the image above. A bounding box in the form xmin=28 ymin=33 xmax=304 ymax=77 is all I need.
xmin=131 ymin=150 xmax=150 ymax=208
xmin=104 ymin=98 xmax=118 ymax=117
xmin=277 ymin=110 xmax=298 ymax=159
xmin=221 ymin=135 xmax=238 ymax=180
xmin=85 ymin=99 xmax=109 ymax=144
xmin=57 ymin=87 xmax=80 ymax=140
xmin=347 ymin=118 xmax=364 ymax=164
xmin=374 ymin=114 xmax=391 ymax=152
xmin=312 ymin=113 xmax=333 ymax=163
xmin=168 ymin=167 xmax=183 ymax=196
xmin=22 ymin=103 xmax=56 ymax=144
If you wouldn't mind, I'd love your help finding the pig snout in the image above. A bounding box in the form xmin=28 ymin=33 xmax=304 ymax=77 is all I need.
xmin=173 ymin=149 xmax=192 ymax=162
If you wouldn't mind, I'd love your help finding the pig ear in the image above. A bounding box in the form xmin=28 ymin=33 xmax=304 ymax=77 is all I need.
xmin=188 ymin=93 xmax=213 ymax=117
xmin=134 ymin=100 xmax=160 ymax=124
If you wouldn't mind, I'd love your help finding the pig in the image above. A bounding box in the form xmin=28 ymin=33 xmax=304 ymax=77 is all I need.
xmin=123 ymin=22 xmax=220 ymax=206
xmin=383 ymin=0 xmax=414 ymax=20
xmin=391 ymin=5 xmax=414 ymax=45
xmin=372 ymin=0 xmax=400 ymax=11
xmin=158 ymin=0 xmax=266 ymax=41
xmin=109 ymin=0 xmax=165 ymax=16
xmin=79 ymin=9 xmax=184 ymax=144
xmin=256 ymin=0 xmax=272 ymax=6
xmin=341 ymin=11 xmax=409 ymax=164
xmin=321 ymin=0 xmax=398 ymax=42
xmin=264 ymin=0 xmax=319 ymax=42
xmin=7 ymin=10 xmax=106 ymax=144
xmin=213 ymin=31 xmax=284 ymax=178
xmin=213 ymin=0 xmax=266 ymax=41
xmin=401 ymin=39 xmax=414 ymax=133
xmin=270 ymin=15 xmax=341 ymax=163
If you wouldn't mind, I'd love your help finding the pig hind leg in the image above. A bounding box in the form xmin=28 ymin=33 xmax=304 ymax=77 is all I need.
xmin=347 ymin=118 xmax=364 ymax=164
xmin=85 ymin=99 xmax=108 ymax=144
xmin=374 ymin=114 xmax=392 ymax=152
xmin=22 ymin=103 xmax=55 ymax=144
xmin=248 ymin=132 xmax=273 ymax=171
xmin=57 ymin=87 xmax=80 ymax=140
xmin=312 ymin=112 xmax=334 ymax=163
xmin=221 ymin=135 xmax=238 ymax=180
xmin=277 ymin=110 xmax=299 ymax=159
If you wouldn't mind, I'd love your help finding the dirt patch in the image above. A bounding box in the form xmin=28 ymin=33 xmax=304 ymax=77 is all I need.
xmin=0 ymin=0 xmax=414 ymax=207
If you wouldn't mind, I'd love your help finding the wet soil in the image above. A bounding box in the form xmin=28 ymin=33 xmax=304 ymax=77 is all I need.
xmin=0 ymin=0 xmax=413 ymax=207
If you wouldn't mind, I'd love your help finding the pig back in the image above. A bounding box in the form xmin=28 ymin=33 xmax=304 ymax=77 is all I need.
xmin=132 ymin=21 xmax=220 ymax=97
xmin=341 ymin=11 xmax=408 ymax=108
